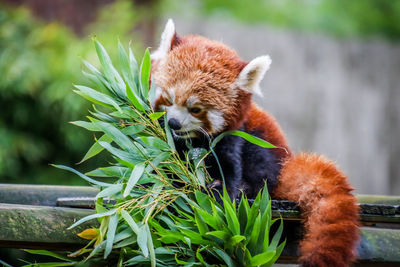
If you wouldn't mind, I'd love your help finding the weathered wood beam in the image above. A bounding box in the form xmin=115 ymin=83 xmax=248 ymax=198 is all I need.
xmin=1 ymin=184 xmax=400 ymax=223
xmin=0 ymin=184 xmax=98 ymax=206
xmin=0 ymin=203 xmax=96 ymax=250
xmin=0 ymin=203 xmax=399 ymax=263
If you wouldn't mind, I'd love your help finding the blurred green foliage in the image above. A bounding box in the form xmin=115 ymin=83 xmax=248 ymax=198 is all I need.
xmin=0 ymin=1 xmax=143 ymax=185
xmin=166 ymin=0 xmax=400 ymax=41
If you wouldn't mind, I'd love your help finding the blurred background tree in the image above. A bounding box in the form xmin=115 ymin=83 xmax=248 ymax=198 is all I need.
xmin=0 ymin=0 xmax=149 ymax=185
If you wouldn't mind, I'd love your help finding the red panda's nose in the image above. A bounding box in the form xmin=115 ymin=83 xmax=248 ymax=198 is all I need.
xmin=168 ymin=118 xmax=182 ymax=130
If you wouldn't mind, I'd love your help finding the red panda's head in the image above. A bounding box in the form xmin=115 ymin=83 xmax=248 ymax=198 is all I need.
xmin=151 ymin=19 xmax=271 ymax=138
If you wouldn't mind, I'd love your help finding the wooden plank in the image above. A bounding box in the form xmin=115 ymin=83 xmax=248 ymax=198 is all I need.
xmin=57 ymin=197 xmax=400 ymax=224
xmin=0 ymin=203 xmax=96 ymax=249
xmin=0 ymin=184 xmax=98 ymax=206
xmin=0 ymin=203 xmax=399 ymax=263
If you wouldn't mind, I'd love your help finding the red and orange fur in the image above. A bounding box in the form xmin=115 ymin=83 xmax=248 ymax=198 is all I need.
xmin=151 ymin=20 xmax=360 ymax=267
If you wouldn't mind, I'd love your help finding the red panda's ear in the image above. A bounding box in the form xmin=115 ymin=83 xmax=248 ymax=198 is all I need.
xmin=235 ymin=55 xmax=271 ymax=96
xmin=151 ymin=19 xmax=180 ymax=61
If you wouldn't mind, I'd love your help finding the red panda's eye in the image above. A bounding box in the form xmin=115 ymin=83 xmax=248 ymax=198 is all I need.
xmin=189 ymin=107 xmax=201 ymax=114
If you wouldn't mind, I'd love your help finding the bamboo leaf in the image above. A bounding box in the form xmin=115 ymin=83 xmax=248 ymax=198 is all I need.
xmin=206 ymin=231 xmax=231 ymax=241
xmin=121 ymin=209 xmax=140 ymax=234
xmin=212 ymin=248 xmax=235 ymax=267
xmin=52 ymin=165 xmax=111 ymax=187
xmin=222 ymin=197 xmax=240 ymax=236
xmin=145 ymin=224 xmax=156 ymax=267
xmin=212 ymin=130 xmax=277 ymax=149
xmin=123 ymin=163 xmax=146 ymax=197
xmin=129 ymin=46 xmax=139 ymax=85
xmin=149 ymin=112 xmax=165 ymax=120
xmin=97 ymin=184 xmax=123 ymax=198
xmin=68 ymin=209 xmax=117 ymax=229
xmin=70 ymin=120 xmax=100 ymax=132
xmin=73 ymin=85 xmax=122 ymax=112
xmin=90 ymin=120 xmax=136 ymax=152
xmin=24 ymin=250 xmax=72 ymax=261
xmin=138 ymin=225 xmax=149 ymax=258
xmin=265 ymin=240 xmax=286 ymax=267
xmin=249 ymin=251 xmax=275 ymax=266
xmin=139 ymin=48 xmax=151 ymax=98
xmin=194 ymin=209 xmax=209 ymax=235
xmin=104 ymin=212 xmax=119 ymax=258
xmin=78 ymin=134 xmax=113 ymax=164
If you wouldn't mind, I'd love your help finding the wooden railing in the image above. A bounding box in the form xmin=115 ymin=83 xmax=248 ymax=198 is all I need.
xmin=0 ymin=184 xmax=399 ymax=265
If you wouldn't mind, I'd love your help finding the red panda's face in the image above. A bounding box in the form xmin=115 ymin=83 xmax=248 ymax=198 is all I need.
xmin=151 ymin=20 xmax=271 ymax=138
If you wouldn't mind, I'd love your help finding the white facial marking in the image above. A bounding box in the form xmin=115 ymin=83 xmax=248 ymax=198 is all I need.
xmin=151 ymin=19 xmax=175 ymax=61
xmin=151 ymin=87 xmax=163 ymax=108
xmin=168 ymin=88 xmax=175 ymax=102
xmin=166 ymin=104 xmax=202 ymax=133
xmin=186 ymin=96 xmax=199 ymax=107
xmin=236 ymin=55 xmax=271 ymax=96
xmin=208 ymin=110 xmax=225 ymax=133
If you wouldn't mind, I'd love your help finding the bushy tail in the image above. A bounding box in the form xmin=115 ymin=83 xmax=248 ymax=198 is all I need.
xmin=273 ymin=153 xmax=360 ymax=267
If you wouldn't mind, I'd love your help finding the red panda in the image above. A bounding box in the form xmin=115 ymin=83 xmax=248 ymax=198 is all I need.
xmin=151 ymin=19 xmax=360 ymax=267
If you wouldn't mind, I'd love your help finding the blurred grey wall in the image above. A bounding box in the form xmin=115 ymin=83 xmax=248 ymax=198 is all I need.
xmin=161 ymin=16 xmax=400 ymax=195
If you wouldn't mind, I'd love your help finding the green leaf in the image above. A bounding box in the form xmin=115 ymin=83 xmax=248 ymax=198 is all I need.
xmin=125 ymin=255 xmax=148 ymax=265
xmin=98 ymin=141 xmax=144 ymax=164
xmin=78 ymin=134 xmax=113 ymax=164
xmin=123 ymin=163 xmax=146 ymax=197
xmin=52 ymin=165 xmax=111 ymax=187
xmin=159 ymin=233 xmax=184 ymax=244
xmin=212 ymin=248 xmax=235 ymax=267
xmin=24 ymin=250 xmax=72 ymax=261
xmin=194 ymin=191 xmax=212 ymax=214
xmin=149 ymin=112 xmax=165 ymax=120
xmin=97 ymin=184 xmax=123 ymax=198
xmin=193 ymin=206 xmax=219 ymax=230
xmin=104 ymin=212 xmax=119 ymax=258
xmin=145 ymin=224 xmax=156 ymax=267
xmin=212 ymin=130 xmax=277 ymax=149
xmin=120 ymin=209 xmax=140 ymax=234
xmin=138 ymin=225 xmax=149 ymax=258
xmin=229 ymin=235 xmax=245 ymax=246
xmin=179 ymin=228 xmax=210 ymax=245
xmin=139 ymin=48 xmax=151 ymax=98
xmin=93 ymin=40 xmax=119 ymax=85
xmin=86 ymin=166 xmax=129 ymax=178
xmin=141 ymin=136 xmax=170 ymax=150
xmin=90 ymin=106 xmax=118 ymax=122
xmin=82 ymin=69 xmax=108 ymax=93
xmin=68 ymin=209 xmax=117 ymax=229
xmin=248 ymin=213 xmax=262 ymax=252
xmin=126 ymin=82 xmax=146 ymax=111
xmin=249 ymin=251 xmax=275 ymax=266
xmin=265 ymin=239 xmax=286 ymax=267
xmin=70 ymin=120 xmax=100 ymax=132
xmin=90 ymin=120 xmax=136 ymax=152
xmin=194 ymin=209 xmax=209 ymax=235
xmin=0 ymin=259 xmax=12 ymax=267
xmin=22 ymin=262 xmax=76 ymax=267
xmin=238 ymin=194 xmax=249 ymax=234
xmin=222 ymin=196 xmax=240 ymax=236
xmin=269 ymin=218 xmax=284 ymax=250
xmin=206 ymin=231 xmax=231 ymax=241
xmin=73 ymin=85 xmax=122 ymax=112
xmin=129 ymin=45 xmax=139 ymax=85
xmin=118 ymin=41 xmax=135 ymax=91
xmin=122 ymin=124 xmax=146 ymax=135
